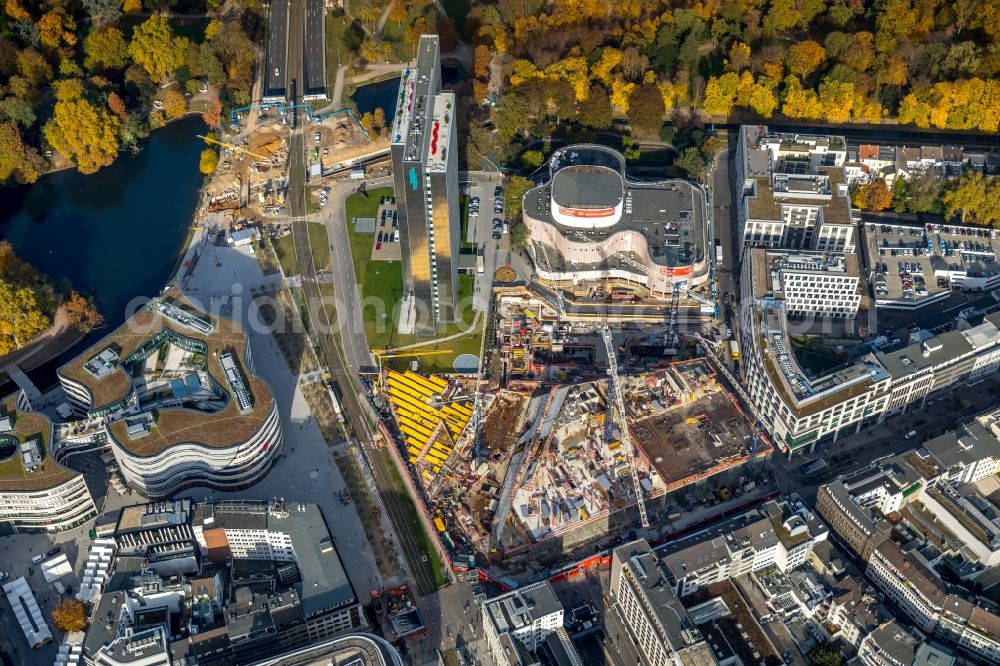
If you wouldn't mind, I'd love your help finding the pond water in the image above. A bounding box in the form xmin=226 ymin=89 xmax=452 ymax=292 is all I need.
xmin=0 ymin=117 xmax=204 ymax=387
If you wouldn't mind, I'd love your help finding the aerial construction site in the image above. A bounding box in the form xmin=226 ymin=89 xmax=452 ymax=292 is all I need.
xmin=379 ymin=355 xmax=772 ymax=573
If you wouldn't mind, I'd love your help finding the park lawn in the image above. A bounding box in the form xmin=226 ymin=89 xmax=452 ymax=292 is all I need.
xmin=325 ymin=12 xmax=359 ymax=89
xmin=376 ymin=448 xmax=449 ymax=589
xmin=272 ymin=234 xmax=297 ymax=276
xmin=308 ymin=222 xmax=331 ymax=271
xmin=345 ymin=188 xmax=482 ymax=368
xmin=381 ymin=4 xmax=442 ymax=62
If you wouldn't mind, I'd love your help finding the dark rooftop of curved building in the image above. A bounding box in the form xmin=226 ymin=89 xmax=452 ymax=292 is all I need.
xmin=551 ymin=166 xmax=623 ymax=209
xmin=526 ymin=179 xmax=707 ymax=269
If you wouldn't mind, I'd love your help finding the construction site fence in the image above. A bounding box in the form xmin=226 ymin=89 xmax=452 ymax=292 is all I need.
xmin=375 ymin=418 xmax=455 ymax=579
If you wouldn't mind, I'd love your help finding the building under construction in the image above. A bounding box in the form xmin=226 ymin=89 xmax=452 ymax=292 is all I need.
xmin=412 ymin=359 xmax=771 ymax=567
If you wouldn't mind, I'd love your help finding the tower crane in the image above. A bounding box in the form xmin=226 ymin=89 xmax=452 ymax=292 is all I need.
xmin=601 ymin=326 xmax=650 ymax=528
xmin=197 ymin=135 xmax=267 ymax=160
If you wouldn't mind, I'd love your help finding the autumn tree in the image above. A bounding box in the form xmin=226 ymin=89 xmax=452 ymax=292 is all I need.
xmin=64 ymin=292 xmax=103 ymax=332
xmin=807 ymin=642 xmax=842 ymax=666
xmin=627 ymin=83 xmax=665 ymax=139
xmin=163 ymin=90 xmax=186 ymax=119
xmin=82 ymin=0 xmax=122 ymax=26
xmin=202 ymin=97 xmax=222 ymax=128
xmin=199 ymin=148 xmax=219 ymax=175
xmin=17 ymin=49 xmax=53 ymax=86
xmin=0 ymin=279 xmax=50 ymax=355
xmin=728 ymin=42 xmax=752 ymax=73
xmin=0 ymin=120 xmax=39 ymax=185
xmin=107 ymin=92 xmax=127 ymax=120
xmin=473 ymin=44 xmax=491 ymax=81
xmin=51 ymin=599 xmax=87 ymax=633
xmin=852 ymin=179 xmax=893 ymax=211
xmin=941 ymin=173 xmax=1000 ymax=226
xmin=675 ymin=147 xmax=707 ymax=182
xmin=84 ymin=27 xmax=130 ymax=71
xmin=359 ymin=111 xmax=375 ymax=136
xmin=781 ymin=76 xmax=824 ymax=119
xmin=578 ymin=84 xmax=612 ymax=128
xmin=123 ymin=0 xmax=142 ymax=14
xmin=521 ymin=150 xmax=543 ymax=168
xmin=38 ymin=8 xmax=77 ymax=50
xmin=746 ymin=76 xmax=779 ymax=118
xmin=388 ymin=1 xmax=408 ymax=26
xmin=356 ymin=5 xmax=379 ymax=28
xmin=786 ymin=40 xmax=826 ymax=78
xmin=0 ymin=97 xmax=36 ymax=129
xmin=703 ymin=73 xmax=739 ymax=116
xmin=43 ymin=97 xmax=121 ymax=175
xmin=763 ymin=0 xmax=802 ymax=35
xmin=129 ymin=15 xmax=189 ymax=83
xmin=503 ymin=175 xmax=534 ymax=220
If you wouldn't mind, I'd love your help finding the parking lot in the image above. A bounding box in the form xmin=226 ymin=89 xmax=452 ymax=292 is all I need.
xmin=865 ymin=221 xmax=1000 ymax=307
xmin=0 ymin=527 xmax=92 ymax=664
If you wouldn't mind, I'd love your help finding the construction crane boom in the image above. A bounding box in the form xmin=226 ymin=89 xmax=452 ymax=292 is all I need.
xmin=601 ymin=326 xmax=650 ymax=528
xmin=197 ymin=135 xmax=267 ymax=160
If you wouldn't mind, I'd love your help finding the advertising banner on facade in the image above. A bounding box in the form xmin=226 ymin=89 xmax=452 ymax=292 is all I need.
xmin=557 ymin=206 xmax=616 ymax=218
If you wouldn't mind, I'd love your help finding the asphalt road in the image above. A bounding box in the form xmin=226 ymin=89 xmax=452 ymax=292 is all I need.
xmin=303 ymin=0 xmax=325 ymax=97
xmin=264 ymin=0 xmax=289 ymax=99
xmin=320 ymin=179 xmax=387 ymax=373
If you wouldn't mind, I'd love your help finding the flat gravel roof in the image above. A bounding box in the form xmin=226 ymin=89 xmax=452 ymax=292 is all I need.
xmin=551 ymin=167 xmax=622 ymax=209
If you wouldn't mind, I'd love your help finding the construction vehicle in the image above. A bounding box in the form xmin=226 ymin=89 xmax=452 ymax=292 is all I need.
xmin=197 ymin=135 xmax=267 ymax=160
xmin=601 ymin=326 xmax=650 ymax=528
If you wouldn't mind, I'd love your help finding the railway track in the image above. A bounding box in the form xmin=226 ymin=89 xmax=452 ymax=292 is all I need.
xmin=286 ymin=105 xmax=437 ymax=595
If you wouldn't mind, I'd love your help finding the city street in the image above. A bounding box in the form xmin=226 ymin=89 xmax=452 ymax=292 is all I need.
xmin=318 ymin=177 xmax=388 ymax=373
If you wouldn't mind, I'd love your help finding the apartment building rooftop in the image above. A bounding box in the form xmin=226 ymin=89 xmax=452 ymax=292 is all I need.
xmin=193 ymin=501 xmax=356 ymax=616
xmin=742 ymin=125 xmax=852 ymax=228
xmin=876 ymin=540 xmax=949 ymax=607
xmin=483 ymin=581 xmax=563 ymax=636
xmin=0 ymin=394 xmax=76 ymax=491
xmin=613 ymin=541 xmax=703 ymax=652
xmin=84 ymin=500 xmax=362 ymax=665
xmin=751 ymin=248 xmax=860 ymax=299
xmin=757 ymin=300 xmax=886 ymax=411
xmin=821 ymin=480 xmax=880 ymax=534
xmin=876 ymin=312 xmax=1000 ymax=379
xmin=425 ymin=92 xmax=455 ymax=171
xmin=920 ymin=409 xmax=1000 ymax=472
xmin=865 ymin=621 xmax=924 ymax=665
xmin=394 ymin=35 xmax=440 ymax=161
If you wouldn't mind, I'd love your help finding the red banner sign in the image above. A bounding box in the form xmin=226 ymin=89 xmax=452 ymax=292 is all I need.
xmin=558 ymin=206 xmax=616 ymax=218
xmin=658 ymin=265 xmax=694 ymax=277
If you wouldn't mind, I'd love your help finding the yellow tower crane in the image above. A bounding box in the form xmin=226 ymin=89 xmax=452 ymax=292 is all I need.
xmin=197 ymin=135 xmax=267 ymax=160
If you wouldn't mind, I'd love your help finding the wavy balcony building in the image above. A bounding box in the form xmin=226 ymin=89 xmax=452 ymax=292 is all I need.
xmin=0 ymin=392 xmax=96 ymax=534
xmin=57 ymin=288 xmax=282 ymax=499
